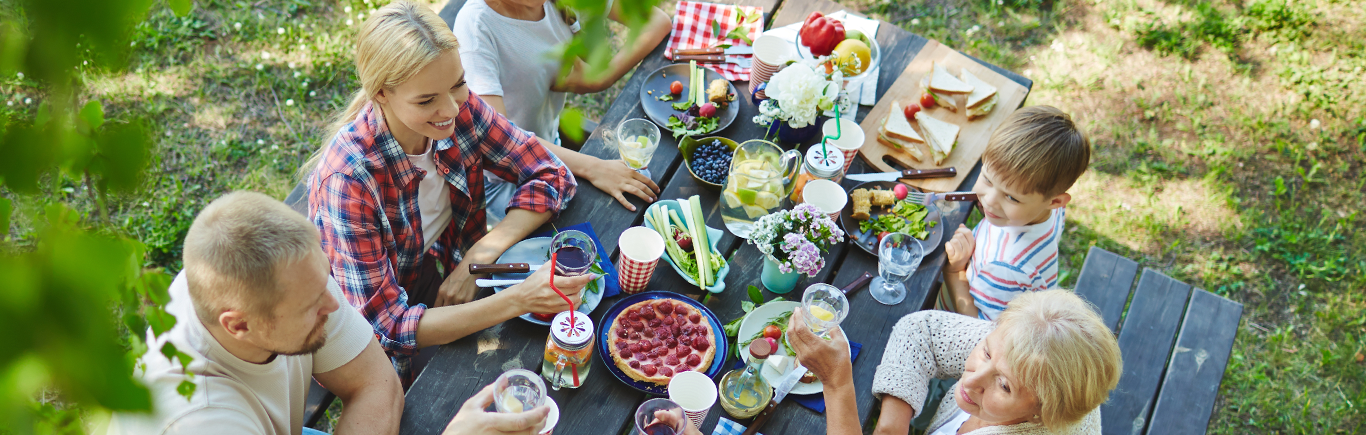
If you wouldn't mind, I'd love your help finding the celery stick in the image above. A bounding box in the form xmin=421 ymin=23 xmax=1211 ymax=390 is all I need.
xmin=678 ymin=198 xmax=707 ymax=289
xmin=688 ymin=195 xmax=711 ymax=286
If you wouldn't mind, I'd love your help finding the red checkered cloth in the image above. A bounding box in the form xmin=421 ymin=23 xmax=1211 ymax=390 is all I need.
xmin=617 ymin=254 xmax=660 ymax=294
xmin=663 ymin=1 xmax=764 ymax=81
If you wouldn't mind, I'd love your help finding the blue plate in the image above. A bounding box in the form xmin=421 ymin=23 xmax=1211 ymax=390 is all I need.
xmin=597 ymin=292 xmax=730 ymax=395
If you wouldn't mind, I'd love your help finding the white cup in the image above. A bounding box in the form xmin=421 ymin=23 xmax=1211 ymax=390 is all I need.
xmin=539 ymin=396 xmax=559 ymax=435
xmin=802 ymin=179 xmax=848 ymax=220
xmin=667 ymin=371 xmax=719 ymax=430
xmin=822 ymin=117 xmax=865 ymax=176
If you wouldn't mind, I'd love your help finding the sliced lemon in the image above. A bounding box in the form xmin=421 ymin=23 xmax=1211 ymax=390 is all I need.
xmin=754 ymin=192 xmax=781 ymax=209
xmin=735 ymin=187 xmax=758 ymax=206
xmin=723 ymin=190 xmax=743 ymax=209
xmin=809 ymin=305 xmax=836 ymax=322
xmin=744 ymin=205 xmax=770 ymax=219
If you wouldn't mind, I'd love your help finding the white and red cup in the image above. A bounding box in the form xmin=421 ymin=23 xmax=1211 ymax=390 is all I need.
xmin=750 ymin=34 xmax=793 ymax=99
xmin=822 ymin=117 xmax=865 ymax=177
xmin=617 ymin=226 xmax=665 ymax=294
xmin=667 ymin=371 xmax=718 ymax=430
xmin=539 ymin=396 xmax=560 ymax=435
xmin=802 ymin=179 xmax=848 ymax=220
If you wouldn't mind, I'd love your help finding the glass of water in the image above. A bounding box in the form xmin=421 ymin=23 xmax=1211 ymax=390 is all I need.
xmin=494 ymin=369 xmax=547 ymax=414
xmin=801 ymin=283 xmax=849 ymax=339
xmin=871 ymin=233 xmax=925 ymax=305
xmin=604 ymin=118 xmax=661 ymax=179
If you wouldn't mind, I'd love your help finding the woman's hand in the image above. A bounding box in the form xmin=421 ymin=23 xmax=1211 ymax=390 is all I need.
xmin=587 ymin=158 xmax=659 ymax=212
xmin=787 ymin=308 xmax=854 ymax=389
xmin=442 ymin=383 xmax=549 ymax=435
xmin=506 ymin=260 xmax=594 ymax=315
xmin=650 ymin=409 xmax=703 ymax=435
xmin=435 ymin=260 xmax=481 ymax=307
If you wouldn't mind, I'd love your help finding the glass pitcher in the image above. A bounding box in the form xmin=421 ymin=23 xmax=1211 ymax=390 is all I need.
xmin=719 ymin=139 xmax=801 ymax=239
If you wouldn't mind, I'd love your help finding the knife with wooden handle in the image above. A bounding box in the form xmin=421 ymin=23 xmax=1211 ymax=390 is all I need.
xmin=468 ymin=263 xmax=531 ymax=274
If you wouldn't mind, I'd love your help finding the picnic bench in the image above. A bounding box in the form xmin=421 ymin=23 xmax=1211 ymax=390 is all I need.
xmin=290 ymin=0 xmax=1245 ymax=434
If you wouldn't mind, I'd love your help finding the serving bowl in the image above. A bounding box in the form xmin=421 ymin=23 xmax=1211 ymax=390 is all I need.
xmin=678 ymin=136 xmax=739 ymax=190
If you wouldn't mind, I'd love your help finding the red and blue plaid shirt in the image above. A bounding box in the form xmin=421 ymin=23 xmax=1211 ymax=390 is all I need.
xmin=308 ymin=93 xmax=574 ymax=380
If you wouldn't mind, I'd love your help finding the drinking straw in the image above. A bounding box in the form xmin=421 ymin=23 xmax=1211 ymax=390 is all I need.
xmin=817 ymin=102 xmax=842 ymax=163
xmin=547 ymin=251 xmax=581 ymax=386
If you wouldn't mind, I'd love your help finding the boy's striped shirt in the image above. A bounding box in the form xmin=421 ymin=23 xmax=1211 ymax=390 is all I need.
xmin=966 ymin=208 xmax=1064 ymax=320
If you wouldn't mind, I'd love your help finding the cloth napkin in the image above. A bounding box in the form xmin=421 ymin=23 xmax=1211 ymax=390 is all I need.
xmin=529 ymin=222 xmax=620 ymax=298
xmin=728 ymin=341 xmax=863 ymax=413
xmin=712 ymin=417 xmax=764 ymax=435
xmin=664 ymin=1 xmax=765 ymax=81
xmin=762 ymin=10 xmax=880 ymax=110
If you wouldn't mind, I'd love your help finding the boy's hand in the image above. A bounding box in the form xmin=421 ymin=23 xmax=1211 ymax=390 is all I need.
xmin=944 ymin=224 xmax=974 ymax=273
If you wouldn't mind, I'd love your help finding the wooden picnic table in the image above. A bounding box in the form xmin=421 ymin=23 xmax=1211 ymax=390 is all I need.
xmin=398 ymin=0 xmax=1032 ymax=434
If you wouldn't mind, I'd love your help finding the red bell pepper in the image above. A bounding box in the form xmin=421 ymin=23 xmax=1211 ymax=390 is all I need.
xmin=800 ymin=11 xmax=845 ymax=57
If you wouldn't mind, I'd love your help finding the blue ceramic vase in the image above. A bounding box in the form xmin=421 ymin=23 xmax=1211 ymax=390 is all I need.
xmin=761 ymin=256 xmax=802 ymax=294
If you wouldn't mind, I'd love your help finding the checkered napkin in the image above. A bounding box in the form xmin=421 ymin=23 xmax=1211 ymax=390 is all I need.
xmin=529 ymin=222 xmax=620 ymax=297
xmin=712 ymin=417 xmax=764 ymax=435
xmin=663 ymin=1 xmax=765 ymax=81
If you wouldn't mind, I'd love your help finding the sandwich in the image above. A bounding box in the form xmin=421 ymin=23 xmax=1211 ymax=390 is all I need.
xmin=915 ymin=112 xmax=960 ymax=165
xmin=919 ymin=61 xmax=974 ymax=112
xmin=878 ymin=101 xmax=926 ymax=162
xmin=960 ymin=69 xmax=999 ymax=120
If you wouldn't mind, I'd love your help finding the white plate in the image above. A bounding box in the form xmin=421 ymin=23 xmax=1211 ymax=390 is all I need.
xmin=736 ymin=301 xmax=849 ymax=395
xmin=491 ymin=237 xmax=606 ymax=325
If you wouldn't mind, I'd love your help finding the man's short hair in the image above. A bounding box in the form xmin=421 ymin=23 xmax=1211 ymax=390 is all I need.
xmin=981 ymin=106 xmax=1091 ymax=197
xmin=183 ymin=191 xmax=318 ymax=326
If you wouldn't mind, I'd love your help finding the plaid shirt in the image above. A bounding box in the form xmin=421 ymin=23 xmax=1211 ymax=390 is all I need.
xmin=308 ymin=93 xmax=574 ymax=380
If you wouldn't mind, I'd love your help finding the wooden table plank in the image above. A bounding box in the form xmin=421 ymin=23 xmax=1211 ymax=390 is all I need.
xmin=1100 ymin=269 xmax=1193 ymax=435
xmin=1144 ymin=290 xmax=1243 ymax=435
xmin=1074 ymin=246 xmax=1140 ymax=333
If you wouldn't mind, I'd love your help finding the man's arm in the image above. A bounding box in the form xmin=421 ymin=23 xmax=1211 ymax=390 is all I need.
xmin=314 ymin=340 xmax=403 ymax=435
xmin=551 ymin=5 xmax=672 ymax=93
xmin=479 ymin=95 xmax=659 ymax=211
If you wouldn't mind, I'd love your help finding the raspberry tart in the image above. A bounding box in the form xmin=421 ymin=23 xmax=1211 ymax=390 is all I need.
xmin=606 ymin=299 xmax=717 ymax=385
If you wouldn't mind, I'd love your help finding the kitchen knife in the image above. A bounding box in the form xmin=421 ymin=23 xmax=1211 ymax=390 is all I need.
xmin=771 ymin=362 xmax=808 ymax=405
xmin=468 ymin=263 xmax=537 ymax=274
xmin=673 ymin=45 xmax=753 ymax=57
xmin=845 ymin=167 xmax=958 ymax=182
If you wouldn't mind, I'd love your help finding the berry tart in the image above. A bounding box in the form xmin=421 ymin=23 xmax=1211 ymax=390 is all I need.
xmin=606 ymin=299 xmax=717 ymax=385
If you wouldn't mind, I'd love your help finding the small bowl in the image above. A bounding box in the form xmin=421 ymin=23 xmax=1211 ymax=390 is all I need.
xmin=794 ymin=30 xmax=882 ymax=86
xmin=642 ymin=200 xmax=731 ymax=293
xmin=678 ymin=136 xmax=739 ymax=190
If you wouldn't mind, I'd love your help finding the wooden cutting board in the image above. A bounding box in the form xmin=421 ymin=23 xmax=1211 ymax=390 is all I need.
xmin=857 ymin=40 xmax=1030 ymax=192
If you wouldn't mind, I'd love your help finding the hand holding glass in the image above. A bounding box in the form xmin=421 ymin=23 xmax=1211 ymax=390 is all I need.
xmin=550 ymin=230 xmax=597 ymax=277
xmin=493 ymin=369 xmax=546 ymax=414
xmin=801 ymin=283 xmax=849 ymax=338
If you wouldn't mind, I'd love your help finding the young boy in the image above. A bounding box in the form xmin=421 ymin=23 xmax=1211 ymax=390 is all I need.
xmin=940 ymin=106 xmax=1091 ymax=320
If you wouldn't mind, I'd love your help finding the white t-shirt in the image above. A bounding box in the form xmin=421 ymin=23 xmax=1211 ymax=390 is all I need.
xmin=930 ymin=407 xmax=972 ymax=435
xmin=408 ymin=140 xmax=453 ymax=252
xmin=967 ymin=208 xmax=1065 ymax=321
xmin=107 ymin=272 xmax=374 ymax=435
xmin=453 ymin=0 xmax=573 ymax=143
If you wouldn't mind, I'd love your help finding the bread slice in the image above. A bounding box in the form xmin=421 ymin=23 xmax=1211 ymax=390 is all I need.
xmin=929 ymin=62 xmax=974 ymax=93
xmin=915 ymin=112 xmax=960 ymax=166
xmin=879 ymin=110 xmax=925 ymax=162
xmin=884 ymin=101 xmax=924 ymax=143
xmin=960 ymin=69 xmax=999 ymax=120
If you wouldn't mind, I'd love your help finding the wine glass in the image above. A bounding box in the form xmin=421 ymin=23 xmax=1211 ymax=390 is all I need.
xmin=550 ymin=230 xmax=597 ymax=277
xmin=634 ymin=398 xmax=686 ymax=435
xmin=603 ymin=118 xmax=661 ymax=179
xmin=870 ymin=233 xmax=925 ymax=305
xmin=801 ymin=283 xmax=849 ymax=339
xmin=493 ymin=369 xmax=547 ymax=414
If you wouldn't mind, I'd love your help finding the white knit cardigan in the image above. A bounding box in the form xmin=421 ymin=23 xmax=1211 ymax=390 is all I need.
xmin=870 ymin=311 xmax=1102 ymax=435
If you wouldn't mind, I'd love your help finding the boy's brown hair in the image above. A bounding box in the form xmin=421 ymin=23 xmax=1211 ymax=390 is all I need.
xmin=981 ymin=106 xmax=1090 ymax=197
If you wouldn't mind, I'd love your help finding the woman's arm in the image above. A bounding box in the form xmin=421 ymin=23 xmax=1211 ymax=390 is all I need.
xmin=787 ymin=309 xmax=861 ymax=435
xmin=871 ymin=311 xmax=994 ymax=424
xmin=551 ymin=4 xmax=672 ymax=93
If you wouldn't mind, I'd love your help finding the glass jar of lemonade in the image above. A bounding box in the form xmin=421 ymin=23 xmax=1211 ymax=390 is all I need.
xmin=719 ymin=140 xmax=800 ymax=239
xmin=542 ymin=311 xmax=594 ymax=390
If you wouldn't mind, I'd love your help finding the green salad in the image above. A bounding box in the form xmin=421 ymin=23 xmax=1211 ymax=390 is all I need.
xmin=858 ymin=200 xmax=936 ymax=240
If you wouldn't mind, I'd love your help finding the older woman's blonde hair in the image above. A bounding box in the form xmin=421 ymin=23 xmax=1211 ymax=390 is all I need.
xmin=995 ymin=290 xmax=1122 ymax=430
xmin=301 ymin=1 xmax=459 ymax=177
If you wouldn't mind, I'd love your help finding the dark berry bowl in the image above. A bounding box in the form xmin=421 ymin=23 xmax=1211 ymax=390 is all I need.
xmin=677 ymin=136 xmax=739 ymax=191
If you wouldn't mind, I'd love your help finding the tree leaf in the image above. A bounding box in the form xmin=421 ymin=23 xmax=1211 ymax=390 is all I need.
xmin=748 ymin=284 xmax=764 ymax=304
xmin=168 ymin=0 xmax=193 ymax=16
xmin=80 ymin=100 xmax=105 ymax=132
xmin=559 ymin=107 xmax=585 ymax=144
xmin=176 ymin=380 xmax=197 ymax=400
xmin=711 ymin=20 xmax=721 ymax=38
xmin=741 ymin=300 xmax=756 ymax=313
xmin=0 ymin=197 xmax=9 ymax=236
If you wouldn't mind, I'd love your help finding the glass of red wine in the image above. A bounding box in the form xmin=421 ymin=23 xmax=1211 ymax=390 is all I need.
xmin=550 ymin=230 xmax=597 ymax=277
xmin=634 ymin=398 xmax=686 ymax=435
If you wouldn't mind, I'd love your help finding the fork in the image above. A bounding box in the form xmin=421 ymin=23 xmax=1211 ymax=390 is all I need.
xmin=905 ymin=190 xmax=977 ymax=206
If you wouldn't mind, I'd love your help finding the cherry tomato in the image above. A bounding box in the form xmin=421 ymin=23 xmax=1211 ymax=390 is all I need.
xmin=670 ymin=80 xmax=683 ymax=95
xmin=763 ymin=324 xmax=783 ymax=341
xmin=919 ymin=92 xmax=936 ymax=108
xmin=877 ymin=231 xmax=892 ymax=245
xmin=903 ymin=102 xmax=922 ymax=120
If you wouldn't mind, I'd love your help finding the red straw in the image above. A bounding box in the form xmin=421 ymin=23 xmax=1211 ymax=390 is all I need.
xmin=548 ymin=251 xmax=580 ymax=386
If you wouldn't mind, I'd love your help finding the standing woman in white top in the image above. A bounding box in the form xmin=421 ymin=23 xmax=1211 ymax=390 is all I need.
xmin=453 ymin=0 xmax=673 ymax=213
xmin=787 ymin=290 xmax=1123 ymax=435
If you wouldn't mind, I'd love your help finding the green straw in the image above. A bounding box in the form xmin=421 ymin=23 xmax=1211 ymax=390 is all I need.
xmin=819 ymin=102 xmax=842 ymax=160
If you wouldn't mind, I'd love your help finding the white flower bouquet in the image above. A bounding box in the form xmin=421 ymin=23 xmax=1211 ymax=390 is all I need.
xmin=752 ymin=59 xmax=851 ymax=129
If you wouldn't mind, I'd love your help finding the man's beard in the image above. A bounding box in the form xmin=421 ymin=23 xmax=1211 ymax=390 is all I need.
xmin=271 ymin=314 xmax=329 ymax=356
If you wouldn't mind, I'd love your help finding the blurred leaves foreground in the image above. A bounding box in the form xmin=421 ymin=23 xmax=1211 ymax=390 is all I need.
xmin=0 ymin=0 xmax=660 ymax=433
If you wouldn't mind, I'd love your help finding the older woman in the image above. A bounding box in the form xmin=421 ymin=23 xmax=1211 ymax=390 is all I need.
xmin=788 ymin=290 xmax=1122 ymax=435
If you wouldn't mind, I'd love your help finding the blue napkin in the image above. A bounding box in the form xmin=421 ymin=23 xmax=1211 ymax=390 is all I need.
xmin=712 ymin=417 xmax=763 ymax=435
xmin=531 ymin=222 xmax=620 ymax=298
xmin=729 ymin=341 xmax=863 ymax=413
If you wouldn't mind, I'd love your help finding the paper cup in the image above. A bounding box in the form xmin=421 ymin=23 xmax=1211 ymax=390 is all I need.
xmin=617 ymin=226 xmax=665 ymax=294
xmin=750 ymin=34 xmax=793 ymax=99
xmin=822 ymin=117 xmax=865 ymax=176
xmin=802 ymin=179 xmax=848 ymax=220
xmin=667 ymin=371 xmax=718 ymax=430
xmin=539 ymin=396 xmax=559 ymax=435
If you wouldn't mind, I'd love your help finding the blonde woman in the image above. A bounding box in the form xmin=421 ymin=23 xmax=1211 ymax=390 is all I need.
xmin=787 ymin=290 xmax=1122 ymax=435
xmin=307 ymin=1 xmax=595 ymax=384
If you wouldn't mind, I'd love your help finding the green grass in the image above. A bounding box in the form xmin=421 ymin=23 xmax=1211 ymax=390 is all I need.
xmin=16 ymin=0 xmax=1361 ymax=432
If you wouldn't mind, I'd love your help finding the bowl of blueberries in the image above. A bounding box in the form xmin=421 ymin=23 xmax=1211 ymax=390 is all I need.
xmin=679 ymin=136 xmax=738 ymax=190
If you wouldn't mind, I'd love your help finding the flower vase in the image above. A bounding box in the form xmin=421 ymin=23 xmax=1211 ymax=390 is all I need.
xmin=761 ymin=256 xmax=802 ymax=294
xmin=768 ymin=119 xmax=823 ymax=144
